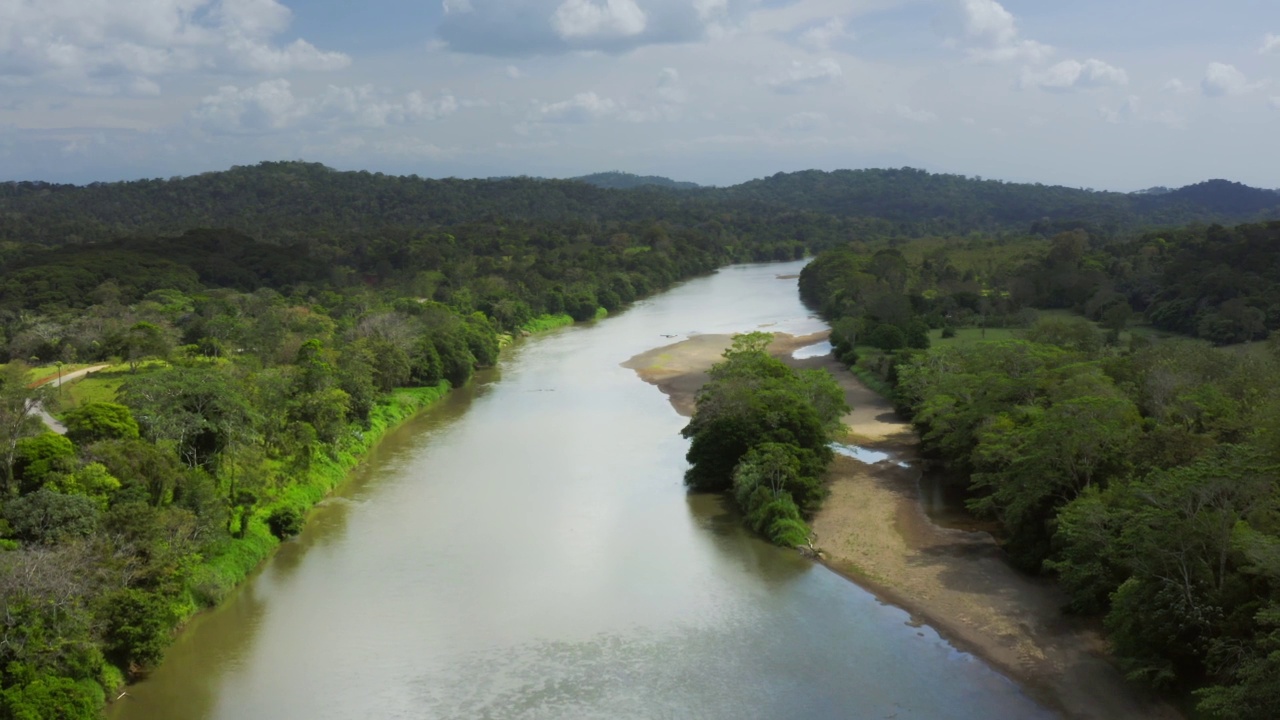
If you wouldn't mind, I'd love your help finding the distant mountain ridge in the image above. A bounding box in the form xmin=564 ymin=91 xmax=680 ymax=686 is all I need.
xmin=720 ymin=168 xmax=1280 ymax=232
xmin=2 ymin=162 xmax=1278 ymax=247
xmin=570 ymin=171 xmax=701 ymax=190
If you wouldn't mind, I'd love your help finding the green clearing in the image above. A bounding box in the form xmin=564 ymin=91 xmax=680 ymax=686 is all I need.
xmin=520 ymin=313 xmax=575 ymax=334
xmin=52 ymin=361 xmax=169 ymax=414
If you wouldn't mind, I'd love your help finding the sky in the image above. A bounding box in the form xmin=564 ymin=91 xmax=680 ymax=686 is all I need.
xmin=0 ymin=0 xmax=1277 ymax=189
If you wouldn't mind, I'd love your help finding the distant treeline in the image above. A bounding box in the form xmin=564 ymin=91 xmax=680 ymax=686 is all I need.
xmin=2 ymin=162 xmax=1278 ymax=248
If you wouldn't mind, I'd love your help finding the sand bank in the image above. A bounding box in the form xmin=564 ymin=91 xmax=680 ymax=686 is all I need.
xmin=623 ymin=331 xmax=1181 ymax=720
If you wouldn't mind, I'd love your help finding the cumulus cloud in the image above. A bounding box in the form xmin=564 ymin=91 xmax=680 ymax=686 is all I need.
xmin=760 ymin=59 xmax=843 ymax=93
xmin=1163 ymin=78 xmax=1190 ymax=94
xmin=1021 ymin=59 xmax=1128 ymax=91
xmin=799 ymin=18 xmax=852 ymax=51
xmin=1201 ymin=62 xmax=1266 ymax=96
xmin=191 ymin=80 xmax=458 ymax=133
xmin=1271 ymin=96 xmax=1280 ymax=110
xmin=535 ymin=91 xmax=620 ymax=122
xmin=0 ymin=0 xmax=349 ymax=94
xmin=552 ymin=0 xmax=647 ymax=39
xmin=947 ymin=0 xmax=1052 ymax=63
xmin=1099 ymin=95 xmax=1140 ymax=124
xmin=516 ymin=88 xmax=680 ymax=132
xmin=437 ymin=0 xmax=752 ymax=55
xmin=1261 ymin=33 xmax=1280 ymax=54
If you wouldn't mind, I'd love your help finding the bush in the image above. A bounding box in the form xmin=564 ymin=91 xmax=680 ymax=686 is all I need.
xmin=866 ymin=324 xmax=906 ymax=351
xmin=267 ymin=506 xmax=304 ymax=540
xmin=62 ymin=403 xmax=140 ymax=445
xmin=100 ymin=588 xmax=172 ymax=673
xmin=1 ymin=674 xmax=101 ymax=720
xmin=2 ymin=489 xmax=100 ymax=544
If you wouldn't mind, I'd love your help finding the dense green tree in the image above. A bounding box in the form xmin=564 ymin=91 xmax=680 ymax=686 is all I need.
xmin=1 ymin=362 xmax=46 ymax=494
xmin=61 ymin=403 xmax=140 ymax=446
xmin=682 ymin=333 xmax=846 ymax=546
xmin=3 ymin=490 xmax=99 ymax=545
xmin=12 ymin=433 xmax=77 ymax=494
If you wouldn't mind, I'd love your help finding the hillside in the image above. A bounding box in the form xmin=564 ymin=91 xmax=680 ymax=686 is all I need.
xmin=722 ymin=168 xmax=1280 ymax=233
xmin=571 ymin=171 xmax=701 ymax=190
xmin=2 ymin=163 xmax=1278 ymax=251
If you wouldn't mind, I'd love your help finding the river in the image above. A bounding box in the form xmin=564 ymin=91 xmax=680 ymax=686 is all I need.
xmin=109 ymin=261 xmax=1054 ymax=720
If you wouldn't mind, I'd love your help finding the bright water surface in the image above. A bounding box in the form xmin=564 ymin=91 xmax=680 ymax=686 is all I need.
xmin=791 ymin=340 xmax=833 ymax=359
xmin=110 ymin=261 xmax=1055 ymax=720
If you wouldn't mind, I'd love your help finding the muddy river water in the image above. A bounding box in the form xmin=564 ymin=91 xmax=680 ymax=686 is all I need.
xmin=109 ymin=261 xmax=1054 ymax=720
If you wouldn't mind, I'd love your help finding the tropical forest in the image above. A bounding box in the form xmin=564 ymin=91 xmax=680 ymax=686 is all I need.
xmin=1 ymin=162 xmax=1279 ymax=720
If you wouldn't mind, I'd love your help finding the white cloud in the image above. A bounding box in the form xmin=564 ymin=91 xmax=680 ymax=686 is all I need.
xmin=0 ymin=0 xmax=349 ymax=94
xmin=760 ymin=58 xmax=843 ymax=93
xmin=1201 ymin=62 xmax=1265 ymax=96
xmin=800 ymin=18 xmax=851 ymax=51
xmin=1163 ymin=78 xmax=1190 ymax=94
xmin=551 ymin=0 xmax=647 ymax=40
xmin=1100 ymin=95 xmax=1139 ymax=124
xmin=227 ymin=37 xmax=349 ymax=74
xmin=535 ymin=92 xmax=620 ymax=123
xmin=950 ymin=0 xmax=1053 ymax=63
xmin=190 ymin=80 xmax=458 ymax=133
xmin=1271 ymin=96 xmax=1280 ymax=110
xmin=438 ymin=0 xmax=753 ymax=55
xmin=1021 ymin=59 xmax=1128 ymax=91
xmin=192 ymin=79 xmax=305 ymax=132
xmin=506 ymin=65 xmax=523 ymax=79
xmin=1261 ymin=33 xmax=1280 ymax=54
xmin=895 ymin=105 xmax=936 ymax=123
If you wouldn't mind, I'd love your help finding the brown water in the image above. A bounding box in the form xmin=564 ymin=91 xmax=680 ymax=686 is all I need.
xmin=109 ymin=261 xmax=1056 ymax=720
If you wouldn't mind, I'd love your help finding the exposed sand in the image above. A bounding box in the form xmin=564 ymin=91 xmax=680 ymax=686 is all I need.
xmin=623 ymin=331 xmax=1182 ymax=720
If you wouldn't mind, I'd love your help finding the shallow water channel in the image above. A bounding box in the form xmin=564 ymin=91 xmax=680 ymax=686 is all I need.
xmin=110 ymin=261 xmax=1054 ymax=720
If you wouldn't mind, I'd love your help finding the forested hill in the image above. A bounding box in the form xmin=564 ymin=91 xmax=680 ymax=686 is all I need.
xmin=0 ymin=162 xmax=732 ymax=246
xmin=571 ymin=171 xmax=701 ymax=190
xmin=2 ymin=162 xmax=1278 ymax=248
xmin=722 ymin=168 xmax=1280 ymax=233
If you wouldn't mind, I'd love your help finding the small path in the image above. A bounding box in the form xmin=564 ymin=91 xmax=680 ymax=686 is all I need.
xmin=29 ymin=364 xmax=111 ymax=434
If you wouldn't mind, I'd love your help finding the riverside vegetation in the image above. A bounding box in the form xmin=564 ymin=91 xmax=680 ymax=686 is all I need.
xmin=799 ymin=222 xmax=1280 ymax=719
xmin=0 ymin=162 xmax=1279 ymax=718
xmin=0 ymin=187 xmax=819 ymax=718
xmin=681 ymin=332 xmax=846 ymax=548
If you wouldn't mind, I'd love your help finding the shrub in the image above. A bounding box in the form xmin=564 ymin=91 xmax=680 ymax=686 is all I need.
xmin=62 ymin=403 xmax=140 ymax=445
xmin=267 ymin=506 xmax=304 ymax=540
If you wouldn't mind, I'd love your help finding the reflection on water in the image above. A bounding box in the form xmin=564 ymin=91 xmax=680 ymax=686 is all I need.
xmin=792 ymin=340 xmax=833 ymax=359
xmin=110 ymin=262 xmax=1054 ymax=720
xmin=831 ymin=442 xmax=912 ymax=468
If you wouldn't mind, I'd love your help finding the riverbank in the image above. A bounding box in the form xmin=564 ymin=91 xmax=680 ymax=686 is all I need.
xmin=623 ymin=330 xmax=1181 ymax=720
xmin=188 ymin=383 xmax=451 ymax=605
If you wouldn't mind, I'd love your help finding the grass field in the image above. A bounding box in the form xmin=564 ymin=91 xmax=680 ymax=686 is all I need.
xmin=52 ymin=361 xmax=168 ymax=414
